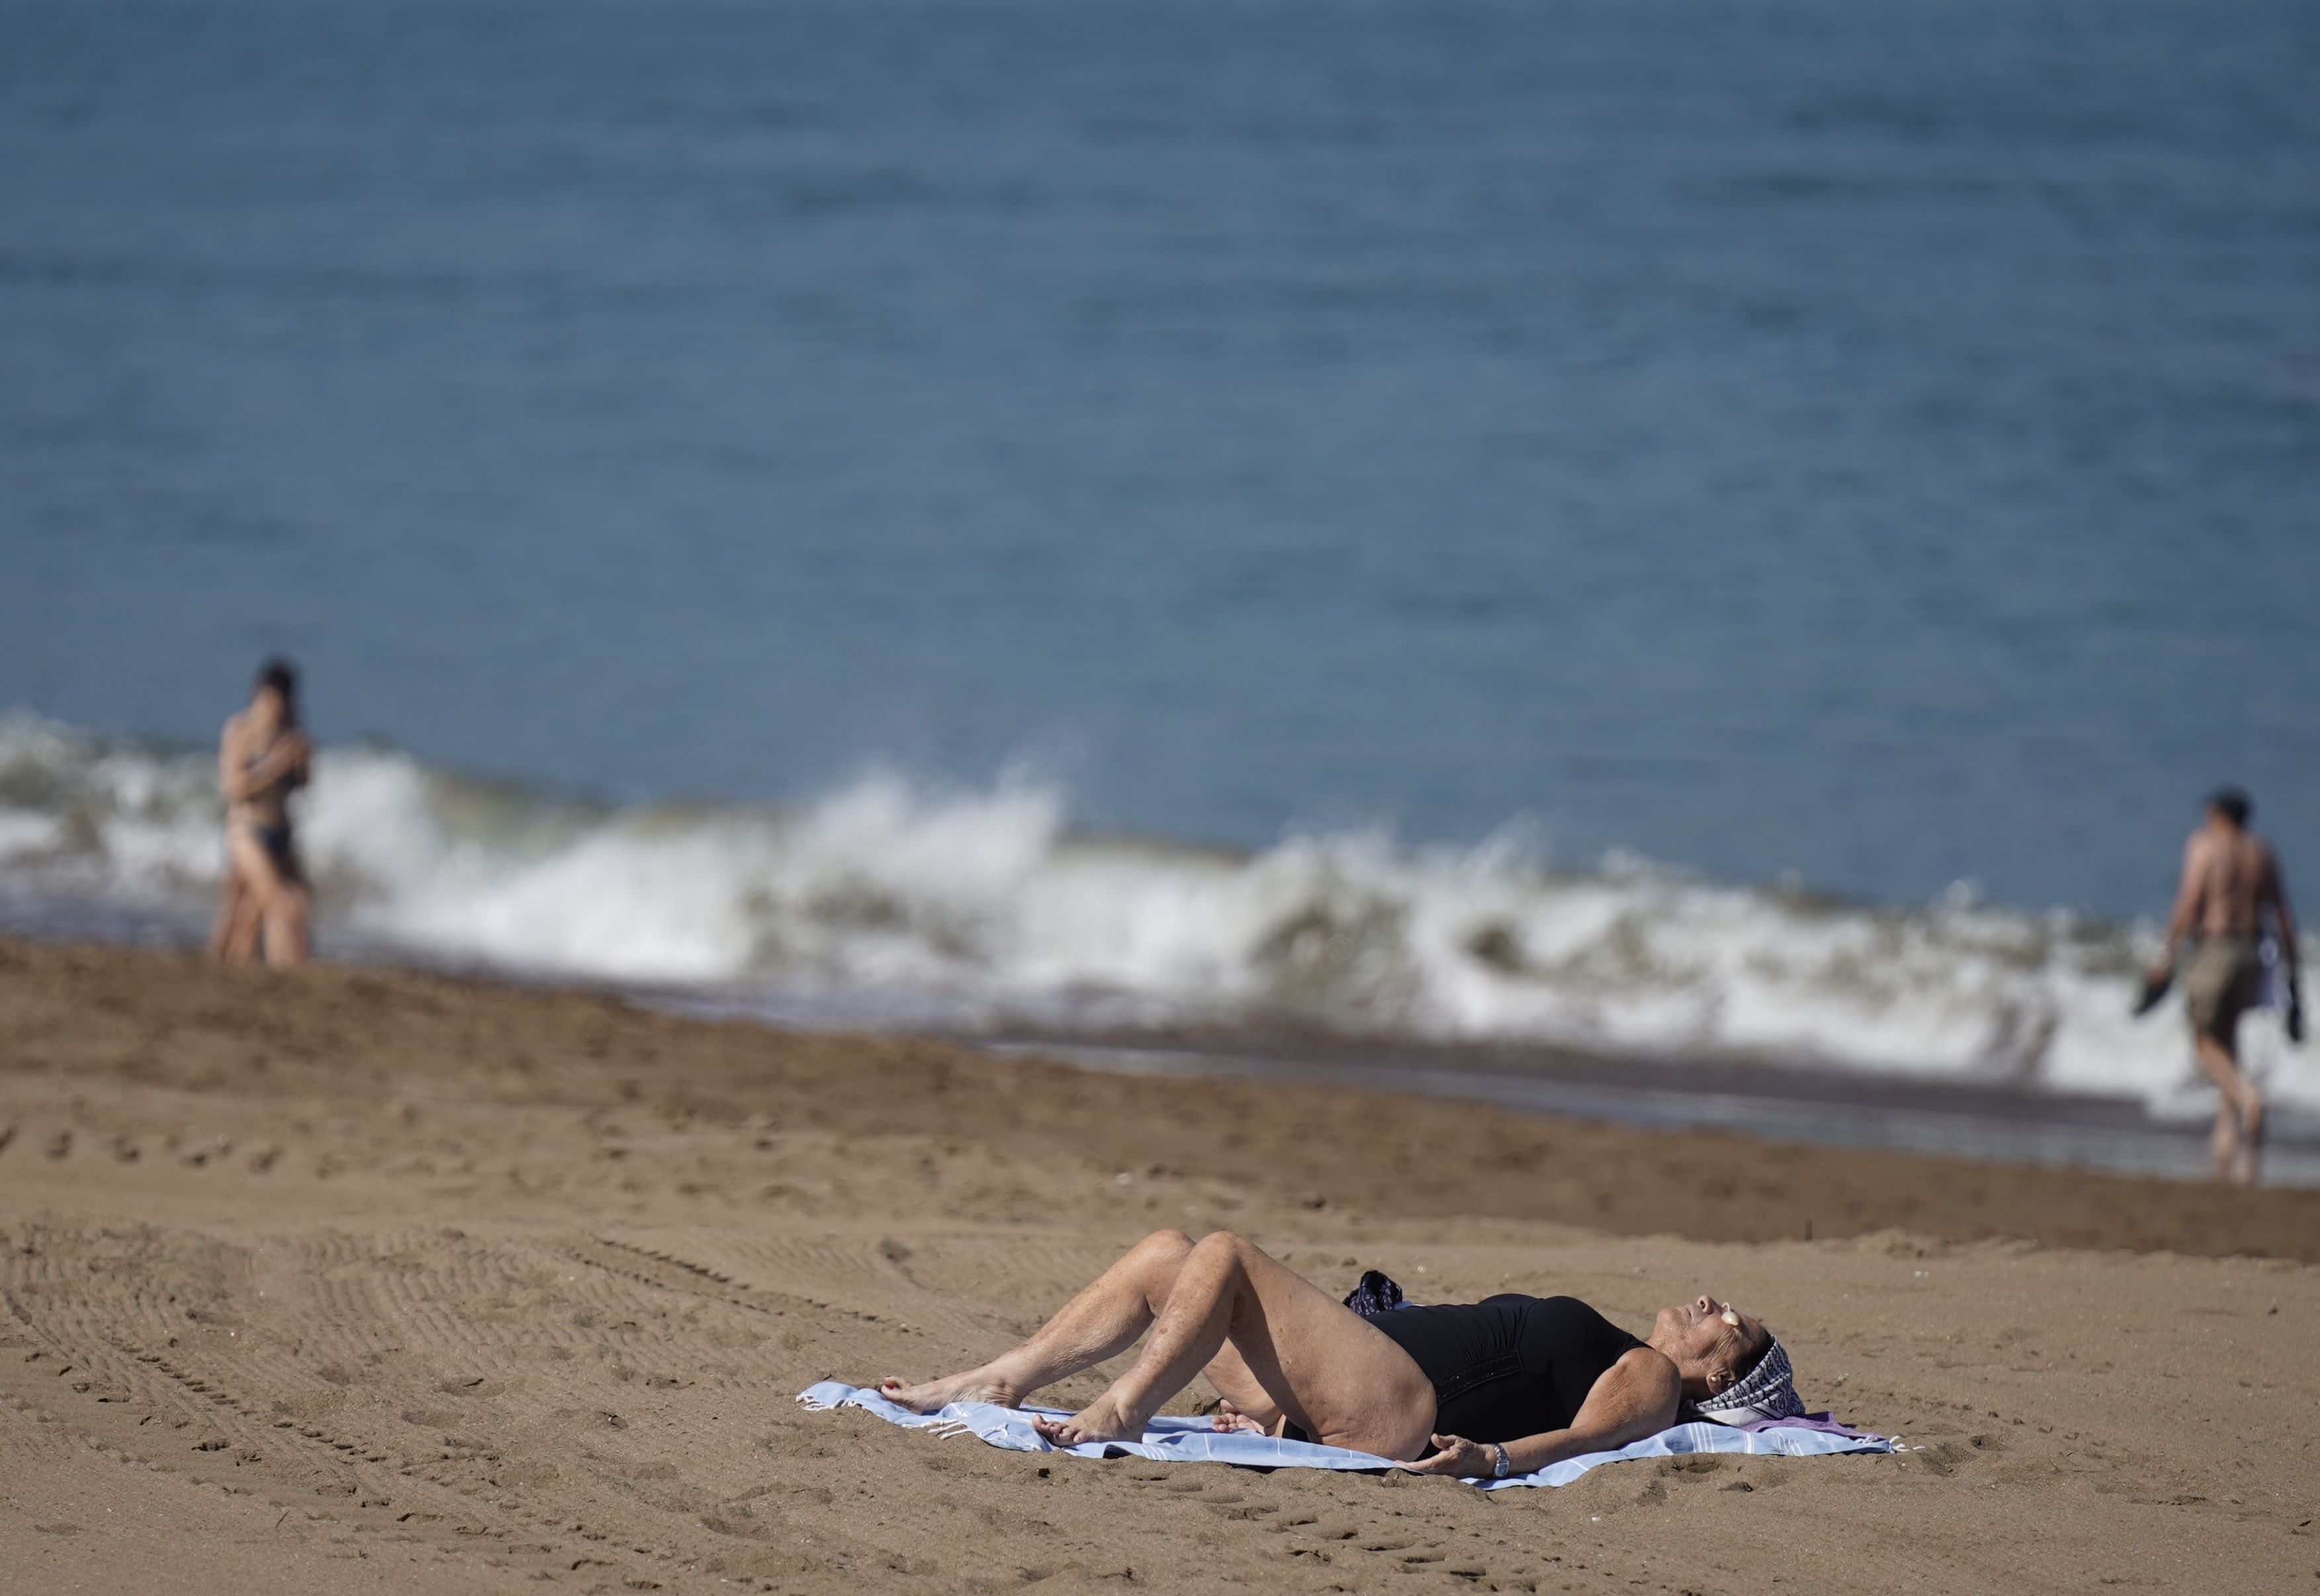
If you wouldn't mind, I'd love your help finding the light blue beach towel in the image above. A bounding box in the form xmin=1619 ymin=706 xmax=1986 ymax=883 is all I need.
xmin=796 ymin=1380 xmax=1891 ymax=1490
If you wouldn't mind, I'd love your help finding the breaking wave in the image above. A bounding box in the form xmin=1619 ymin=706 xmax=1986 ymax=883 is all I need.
xmin=1 ymin=711 xmax=2308 ymax=1116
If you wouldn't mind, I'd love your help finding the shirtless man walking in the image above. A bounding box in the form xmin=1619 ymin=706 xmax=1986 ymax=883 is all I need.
xmin=2146 ymin=788 xmax=2300 ymax=1184
xmin=210 ymin=658 xmax=313 ymax=968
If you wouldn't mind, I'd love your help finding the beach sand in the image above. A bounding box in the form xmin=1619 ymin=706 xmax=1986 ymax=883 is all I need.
xmin=3 ymin=935 xmax=2316 ymax=1594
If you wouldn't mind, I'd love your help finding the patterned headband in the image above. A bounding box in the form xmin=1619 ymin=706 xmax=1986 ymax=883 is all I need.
xmin=1687 ymin=1335 xmax=1805 ymax=1425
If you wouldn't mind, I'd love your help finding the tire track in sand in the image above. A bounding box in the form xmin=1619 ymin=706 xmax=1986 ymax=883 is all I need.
xmin=0 ymin=1220 xmax=767 ymax=1592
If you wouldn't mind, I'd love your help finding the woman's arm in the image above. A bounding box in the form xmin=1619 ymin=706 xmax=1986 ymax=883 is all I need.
xmin=1398 ymin=1347 xmax=1680 ymax=1478
xmin=276 ymin=730 xmax=313 ymax=790
xmin=218 ymin=718 xmax=254 ymax=804
xmin=222 ymin=731 xmax=310 ymax=802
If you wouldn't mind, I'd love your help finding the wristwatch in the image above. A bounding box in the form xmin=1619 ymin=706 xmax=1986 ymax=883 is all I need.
xmin=1490 ymin=1442 xmax=1512 ymax=1479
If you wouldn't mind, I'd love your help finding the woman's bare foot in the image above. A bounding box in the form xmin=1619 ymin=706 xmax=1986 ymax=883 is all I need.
xmin=1209 ymin=1398 xmax=1282 ymax=1436
xmin=1031 ymin=1394 xmax=1148 ymax=1447
xmin=876 ymin=1369 xmax=1022 ymax=1413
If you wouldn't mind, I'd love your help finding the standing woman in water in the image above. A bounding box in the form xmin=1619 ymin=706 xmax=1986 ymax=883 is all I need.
xmin=211 ymin=657 xmax=313 ymax=968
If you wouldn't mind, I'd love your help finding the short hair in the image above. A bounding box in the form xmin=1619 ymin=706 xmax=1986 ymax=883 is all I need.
xmin=255 ymin=656 xmax=298 ymax=701
xmin=2208 ymin=786 xmax=2252 ymax=826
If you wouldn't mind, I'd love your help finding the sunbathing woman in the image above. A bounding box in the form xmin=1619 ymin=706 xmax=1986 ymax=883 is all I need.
xmin=879 ymin=1229 xmax=1803 ymax=1479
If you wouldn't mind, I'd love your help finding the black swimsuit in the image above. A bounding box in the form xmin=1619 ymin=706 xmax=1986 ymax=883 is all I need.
xmin=239 ymin=818 xmax=302 ymax=880
xmin=1364 ymin=1296 xmax=1643 ymax=1443
xmin=237 ymin=735 xmax=305 ymax=880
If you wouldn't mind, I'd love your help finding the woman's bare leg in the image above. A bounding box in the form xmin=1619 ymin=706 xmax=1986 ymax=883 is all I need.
xmin=1031 ymin=1232 xmax=1434 ymax=1460
xmin=879 ymin=1230 xmax=1197 ymax=1412
xmin=228 ymin=829 xmax=287 ymax=961
xmin=265 ymin=878 xmax=311 ymax=968
xmin=228 ymin=828 xmax=310 ymax=970
xmin=228 ymin=880 xmax=266 ymax=964
xmin=208 ymin=864 xmax=250 ymax=962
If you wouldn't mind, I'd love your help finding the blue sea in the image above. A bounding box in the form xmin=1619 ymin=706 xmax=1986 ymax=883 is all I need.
xmin=3 ymin=0 xmax=2317 ymax=1160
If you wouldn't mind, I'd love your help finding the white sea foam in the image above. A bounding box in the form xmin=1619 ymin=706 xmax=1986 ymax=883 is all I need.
xmin=2 ymin=711 xmax=2309 ymax=1116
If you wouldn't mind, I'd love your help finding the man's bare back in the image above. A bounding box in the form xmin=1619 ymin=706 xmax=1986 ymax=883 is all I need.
xmin=2175 ymin=825 xmax=2281 ymax=941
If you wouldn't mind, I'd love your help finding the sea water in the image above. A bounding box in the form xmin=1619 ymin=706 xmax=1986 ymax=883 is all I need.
xmin=2 ymin=1 xmax=2316 ymax=1152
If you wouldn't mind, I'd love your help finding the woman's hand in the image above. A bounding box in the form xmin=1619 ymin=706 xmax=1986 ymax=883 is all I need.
xmin=245 ymin=732 xmax=311 ymax=786
xmin=1395 ymin=1433 xmax=1498 ymax=1478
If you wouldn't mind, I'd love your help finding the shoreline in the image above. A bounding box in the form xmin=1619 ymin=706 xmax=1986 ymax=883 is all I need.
xmin=7 ymin=935 xmax=2317 ymax=1259
xmin=968 ymin=1034 xmax=2320 ymax=1188
xmin=9 ymin=898 xmax=2308 ymax=1187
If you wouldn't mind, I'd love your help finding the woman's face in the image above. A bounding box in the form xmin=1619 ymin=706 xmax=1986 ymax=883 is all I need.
xmin=1651 ymin=1296 xmax=1766 ymax=1389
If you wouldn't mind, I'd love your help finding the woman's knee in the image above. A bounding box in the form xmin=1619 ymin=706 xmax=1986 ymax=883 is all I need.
xmin=1188 ymin=1230 xmax=1255 ymax=1269
xmin=1140 ymin=1229 xmax=1194 ymax=1256
xmin=1131 ymin=1231 xmax=1196 ymax=1312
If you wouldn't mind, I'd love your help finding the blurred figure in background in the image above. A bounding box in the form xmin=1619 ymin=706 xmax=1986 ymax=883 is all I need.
xmin=2146 ymin=787 xmax=2300 ymax=1185
xmin=209 ymin=657 xmax=312 ymax=968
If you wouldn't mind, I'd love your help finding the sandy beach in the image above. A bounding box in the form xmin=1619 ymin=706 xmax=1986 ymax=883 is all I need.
xmin=3 ymin=935 xmax=2317 ymax=1595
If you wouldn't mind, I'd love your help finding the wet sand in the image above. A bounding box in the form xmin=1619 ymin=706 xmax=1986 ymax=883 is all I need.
xmin=4 ymin=936 xmax=2317 ymax=1594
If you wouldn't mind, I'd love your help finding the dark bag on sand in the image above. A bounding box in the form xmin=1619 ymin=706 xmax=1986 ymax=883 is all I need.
xmin=1342 ymin=1269 xmax=1407 ymax=1317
